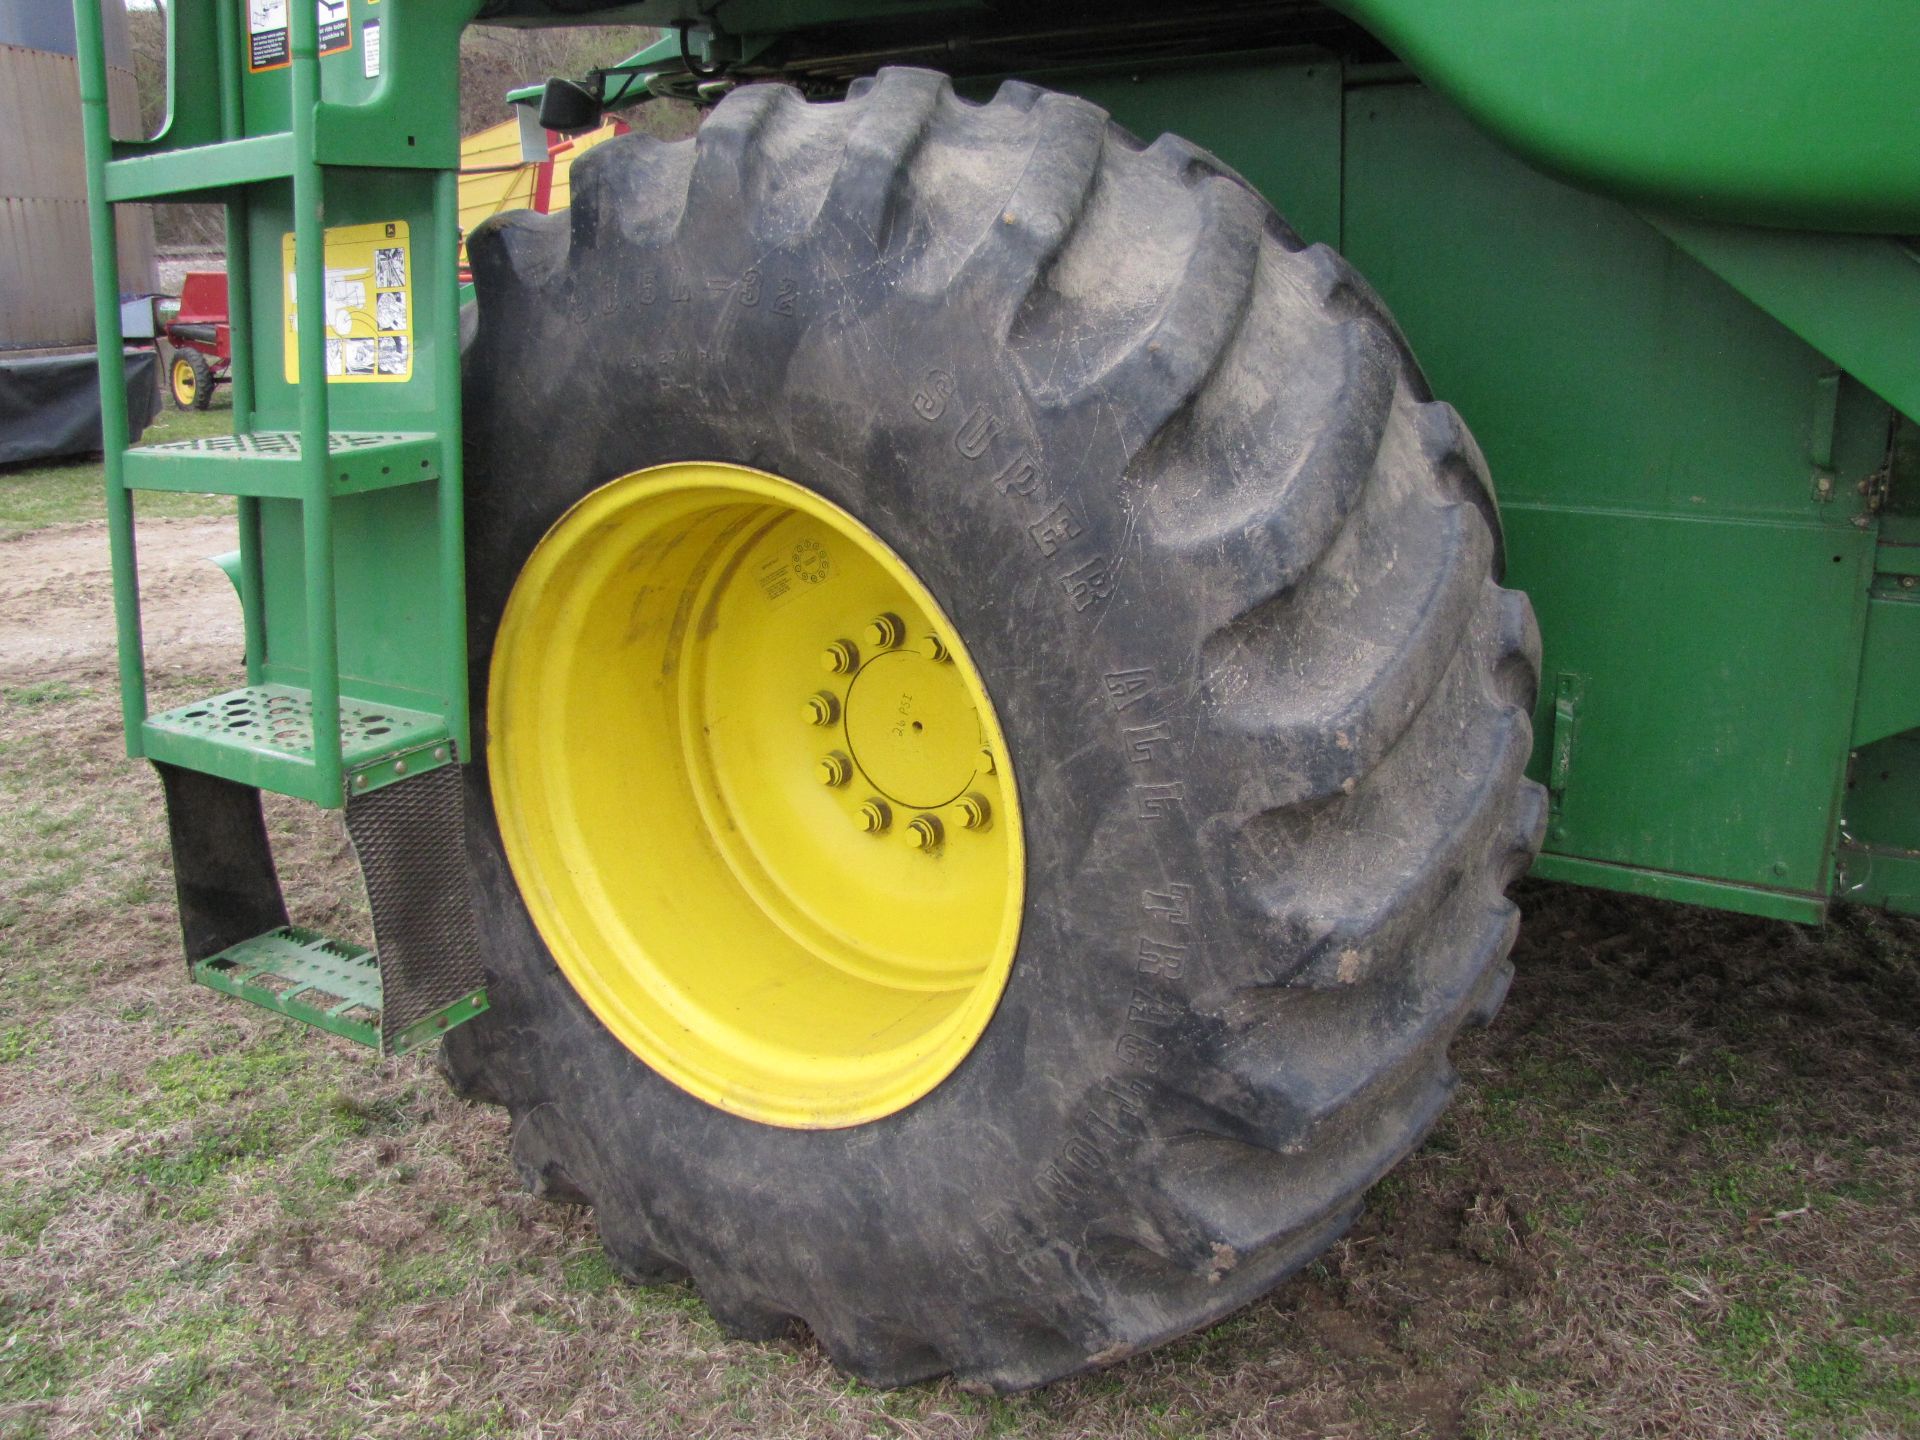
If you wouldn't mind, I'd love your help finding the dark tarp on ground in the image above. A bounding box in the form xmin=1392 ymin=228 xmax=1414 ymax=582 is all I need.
xmin=0 ymin=348 xmax=158 ymax=466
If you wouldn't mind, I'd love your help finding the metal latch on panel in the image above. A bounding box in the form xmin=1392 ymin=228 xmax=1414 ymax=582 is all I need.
xmin=1548 ymin=672 xmax=1585 ymax=844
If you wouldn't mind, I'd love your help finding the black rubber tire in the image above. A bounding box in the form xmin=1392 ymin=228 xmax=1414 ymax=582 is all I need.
xmin=450 ymin=67 xmax=1546 ymax=1392
xmin=169 ymin=347 xmax=215 ymax=411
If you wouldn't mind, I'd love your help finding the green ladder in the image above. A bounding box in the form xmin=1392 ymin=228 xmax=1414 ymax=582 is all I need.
xmin=75 ymin=0 xmax=486 ymax=1055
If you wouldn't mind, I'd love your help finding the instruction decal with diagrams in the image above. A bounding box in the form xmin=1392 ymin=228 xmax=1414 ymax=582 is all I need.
xmin=248 ymin=1 xmax=352 ymax=72
xmin=282 ymin=221 xmax=414 ymax=384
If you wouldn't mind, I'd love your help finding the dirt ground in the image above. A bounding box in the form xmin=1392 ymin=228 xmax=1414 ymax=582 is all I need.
xmin=0 ymin=519 xmax=244 ymax=681
xmin=1 ymin=514 xmax=1916 ymax=1439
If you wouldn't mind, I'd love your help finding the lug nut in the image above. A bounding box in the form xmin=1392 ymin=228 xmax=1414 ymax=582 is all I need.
xmin=952 ymin=793 xmax=991 ymax=830
xmin=858 ymin=799 xmax=891 ymax=833
xmin=863 ymin=612 xmax=904 ymax=649
xmin=977 ymin=746 xmax=996 ymax=776
xmin=919 ymin=633 xmax=950 ymax=663
xmin=803 ymin=691 xmax=840 ymax=726
xmin=822 ymin=639 xmax=859 ymax=674
xmin=906 ymin=813 xmax=944 ymax=850
xmin=816 ymin=751 xmax=852 ymax=787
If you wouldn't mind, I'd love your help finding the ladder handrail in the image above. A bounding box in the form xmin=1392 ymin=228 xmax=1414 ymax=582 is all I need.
xmin=73 ymin=0 xmax=148 ymax=757
xmin=210 ymin=0 xmax=269 ymax=686
xmin=289 ymin=0 xmax=344 ymax=802
xmin=431 ymin=169 xmax=473 ymax=762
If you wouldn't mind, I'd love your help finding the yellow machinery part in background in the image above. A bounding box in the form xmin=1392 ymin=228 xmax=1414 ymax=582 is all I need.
xmin=457 ymin=116 xmax=632 ymax=272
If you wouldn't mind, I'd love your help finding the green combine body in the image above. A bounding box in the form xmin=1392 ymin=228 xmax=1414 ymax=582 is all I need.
xmin=69 ymin=0 xmax=1918 ymax=1392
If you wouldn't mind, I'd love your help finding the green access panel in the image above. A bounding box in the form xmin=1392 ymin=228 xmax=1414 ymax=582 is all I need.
xmin=1338 ymin=82 xmax=1889 ymax=919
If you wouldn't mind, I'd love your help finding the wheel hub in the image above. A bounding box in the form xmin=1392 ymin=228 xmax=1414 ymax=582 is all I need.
xmin=842 ymin=639 xmax=986 ymax=812
xmin=488 ymin=462 xmax=1023 ymax=1129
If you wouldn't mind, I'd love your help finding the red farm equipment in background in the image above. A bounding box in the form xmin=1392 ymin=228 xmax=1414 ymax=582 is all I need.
xmin=161 ymin=270 xmax=228 ymax=411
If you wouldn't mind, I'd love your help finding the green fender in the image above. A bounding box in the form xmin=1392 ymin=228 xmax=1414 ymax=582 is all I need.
xmin=1330 ymin=0 xmax=1920 ymax=234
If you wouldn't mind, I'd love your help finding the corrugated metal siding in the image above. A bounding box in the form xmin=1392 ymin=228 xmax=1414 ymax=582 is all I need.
xmin=0 ymin=0 xmax=154 ymax=350
xmin=0 ymin=3 xmax=133 ymax=66
xmin=2 ymin=197 xmax=94 ymax=348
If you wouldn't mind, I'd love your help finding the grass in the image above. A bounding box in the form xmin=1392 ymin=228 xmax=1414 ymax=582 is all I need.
xmin=0 ymin=453 xmax=1916 ymax=1437
xmin=0 ymin=393 xmax=235 ymax=540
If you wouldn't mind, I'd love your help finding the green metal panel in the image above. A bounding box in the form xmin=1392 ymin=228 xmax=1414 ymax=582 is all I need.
xmin=1085 ymin=64 xmax=1904 ymax=919
xmin=1528 ymin=855 xmax=1826 ymax=928
xmin=1852 ymin=594 xmax=1920 ymax=749
xmin=1326 ymin=0 xmax=1920 ymax=234
xmin=233 ymin=153 xmax=469 ymax=744
xmin=1644 ymin=220 xmax=1920 ymax=426
xmin=1499 ymin=508 xmax=1870 ymax=897
xmin=1839 ymin=849 xmax=1920 ymax=913
xmin=256 ymin=484 xmax=460 ymax=716
xmin=1844 ymin=735 xmax=1920 ymax=853
xmin=1338 ymin=88 xmax=1894 ymax=524
xmin=1336 ymin=82 xmax=1893 ymax=915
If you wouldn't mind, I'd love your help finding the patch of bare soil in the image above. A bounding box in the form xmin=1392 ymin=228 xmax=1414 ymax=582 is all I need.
xmin=0 ymin=517 xmax=241 ymax=683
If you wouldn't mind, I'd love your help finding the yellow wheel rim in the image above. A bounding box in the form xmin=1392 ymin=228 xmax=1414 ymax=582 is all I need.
xmin=171 ymin=356 xmax=196 ymax=407
xmin=488 ymin=462 xmax=1024 ymax=1128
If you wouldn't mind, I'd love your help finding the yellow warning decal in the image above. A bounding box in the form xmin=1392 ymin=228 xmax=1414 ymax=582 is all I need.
xmin=281 ymin=220 xmax=413 ymax=385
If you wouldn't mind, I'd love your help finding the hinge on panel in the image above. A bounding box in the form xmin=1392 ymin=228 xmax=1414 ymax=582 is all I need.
xmin=1547 ymin=672 xmax=1585 ymax=846
xmin=1860 ymin=465 xmax=1891 ymax=516
xmin=1810 ymin=370 xmax=1840 ymax=503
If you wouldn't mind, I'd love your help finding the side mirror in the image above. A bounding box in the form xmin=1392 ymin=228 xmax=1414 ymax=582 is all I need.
xmin=538 ymin=77 xmax=603 ymax=134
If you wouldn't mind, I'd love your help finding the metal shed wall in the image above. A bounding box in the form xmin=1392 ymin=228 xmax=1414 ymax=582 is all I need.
xmin=0 ymin=0 xmax=155 ymax=350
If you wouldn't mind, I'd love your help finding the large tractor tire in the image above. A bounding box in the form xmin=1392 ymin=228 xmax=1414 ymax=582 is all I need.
xmin=450 ymin=68 xmax=1545 ymax=1392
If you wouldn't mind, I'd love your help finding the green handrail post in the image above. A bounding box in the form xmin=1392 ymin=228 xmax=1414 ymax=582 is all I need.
xmin=433 ymin=168 xmax=472 ymax=760
xmin=289 ymin=0 xmax=343 ymax=802
xmin=212 ymin=0 xmax=255 ymax=430
xmin=72 ymin=0 xmax=148 ymax=756
xmin=211 ymin=0 xmax=268 ymax=684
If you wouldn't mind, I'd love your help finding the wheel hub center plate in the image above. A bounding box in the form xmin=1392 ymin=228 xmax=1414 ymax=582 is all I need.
xmin=844 ymin=649 xmax=980 ymax=809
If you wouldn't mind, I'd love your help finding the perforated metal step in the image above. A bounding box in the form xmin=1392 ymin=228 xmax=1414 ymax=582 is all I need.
xmin=163 ymin=761 xmax=488 ymax=1057
xmin=144 ymin=684 xmax=451 ymax=805
xmin=194 ymin=926 xmax=486 ymax=1056
xmin=122 ymin=429 xmax=441 ymax=499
